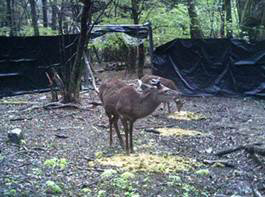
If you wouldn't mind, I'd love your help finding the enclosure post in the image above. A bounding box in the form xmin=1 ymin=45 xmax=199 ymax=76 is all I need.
xmin=146 ymin=22 xmax=154 ymax=65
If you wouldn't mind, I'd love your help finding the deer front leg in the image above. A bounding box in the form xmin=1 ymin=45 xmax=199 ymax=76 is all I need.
xmin=121 ymin=118 xmax=129 ymax=154
xmin=163 ymin=102 xmax=167 ymax=113
xmin=113 ymin=115 xmax=124 ymax=149
xmin=107 ymin=114 xmax=113 ymax=146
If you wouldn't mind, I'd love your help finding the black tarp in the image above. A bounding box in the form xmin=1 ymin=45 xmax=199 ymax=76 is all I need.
xmin=0 ymin=34 xmax=78 ymax=98
xmin=0 ymin=25 xmax=149 ymax=98
xmin=91 ymin=24 xmax=149 ymax=39
xmin=152 ymin=39 xmax=265 ymax=97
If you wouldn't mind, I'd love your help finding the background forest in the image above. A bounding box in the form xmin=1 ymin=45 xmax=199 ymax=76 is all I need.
xmin=1 ymin=0 xmax=265 ymax=44
xmin=1 ymin=0 xmax=265 ymax=102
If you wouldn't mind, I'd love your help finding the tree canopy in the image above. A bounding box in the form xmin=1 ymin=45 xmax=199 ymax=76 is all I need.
xmin=1 ymin=0 xmax=264 ymax=44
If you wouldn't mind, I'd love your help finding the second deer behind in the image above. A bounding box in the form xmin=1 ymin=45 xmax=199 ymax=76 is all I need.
xmin=141 ymin=74 xmax=184 ymax=113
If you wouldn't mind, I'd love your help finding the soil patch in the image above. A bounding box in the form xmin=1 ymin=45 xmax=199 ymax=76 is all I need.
xmin=0 ymin=70 xmax=265 ymax=196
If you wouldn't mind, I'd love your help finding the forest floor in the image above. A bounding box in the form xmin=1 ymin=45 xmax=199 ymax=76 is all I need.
xmin=0 ymin=69 xmax=265 ymax=197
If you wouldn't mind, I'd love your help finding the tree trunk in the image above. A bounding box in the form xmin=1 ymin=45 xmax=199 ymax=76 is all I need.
xmin=238 ymin=0 xmax=265 ymax=41
xmin=6 ymin=0 xmax=17 ymax=36
xmin=64 ymin=1 xmax=92 ymax=103
xmin=29 ymin=0 xmax=39 ymax=36
xmin=224 ymin=0 xmax=232 ymax=38
xmin=51 ymin=0 xmax=58 ymax=30
xmin=42 ymin=0 xmax=48 ymax=27
xmin=131 ymin=0 xmax=145 ymax=78
xmin=6 ymin=0 xmax=13 ymax=36
xmin=127 ymin=46 xmax=137 ymax=74
xmin=219 ymin=0 xmax=225 ymax=38
xmin=187 ymin=0 xmax=204 ymax=38
xmin=58 ymin=0 xmax=65 ymax=34
xmin=137 ymin=43 xmax=144 ymax=79
xmin=126 ymin=0 xmax=139 ymax=75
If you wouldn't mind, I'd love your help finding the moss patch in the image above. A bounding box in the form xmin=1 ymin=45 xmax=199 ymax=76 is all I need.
xmin=92 ymin=153 xmax=201 ymax=173
xmin=156 ymin=127 xmax=205 ymax=137
xmin=168 ymin=111 xmax=207 ymax=121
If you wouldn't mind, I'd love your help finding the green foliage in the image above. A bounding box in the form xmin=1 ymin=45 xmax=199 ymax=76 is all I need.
xmin=45 ymin=180 xmax=63 ymax=194
xmin=167 ymin=174 xmax=182 ymax=186
xmin=141 ymin=3 xmax=190 ymax=45
xmin=0 ymin=27 xmax=10 ymax=36
xmin=0 ymin=26 xmax=58 ymax=36
xmin=20 ymin=26 xmax=57 ymax=36
xmin=101 ymin=169 xmax=118 ymax=179
xmin=0 ymin=0 xmax=255 ymax=41
xmin=0 ymin=153 xmax=4 ymax=162
xmin=32 ymin=168 xmax=43 ymax=176
xmin=97 ymin=190 xmax=107 ymax=197
xmin=4 ymin=189 xmax=17 ymax=197
xmin=120 ymin=172 xmax=135 ymax=180
xmin=95 ymin=152 xmax=104 ymax=159
xmin=80 ymin=187 xmax=92 ymax=195
xmin=44 ymin=158 xmax=68 ymax=169
xmin=112 ymin=171 xmax=137 ymax=196
xmin=91 ymin=33 xmax=126 ymax=50
xmin=195 ymin=169 xmax=210 ymax=176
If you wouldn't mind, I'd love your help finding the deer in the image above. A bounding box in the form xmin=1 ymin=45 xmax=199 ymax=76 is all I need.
xmin=99 ymin=79 xmax=126 ymax=149
xmin=141 ymin=74 xmax=184 ymax=113
xmin=115 ymin=78 xmax=180 ymax=154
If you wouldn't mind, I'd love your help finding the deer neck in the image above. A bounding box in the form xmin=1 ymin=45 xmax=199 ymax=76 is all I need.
xmin=133 ymin=92 xmax=161 ymax=119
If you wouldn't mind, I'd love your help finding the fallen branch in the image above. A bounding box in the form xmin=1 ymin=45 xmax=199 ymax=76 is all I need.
xmin=203 ymin=159 xmax=235 ymax=168
xmin=10 ymin=117 xmax=33 ymax=121
xmin=48 ymin=126 xmax=83 ymax=131
xmin=43 ymin=102 xmax=81 ymax=110
xmin=0 ymin=101 xmax=39 ymax=105
xmin=21 ymin=105 xmax=42 ymax=112
xmin=88 ymin=101 xmax=102 ymax=106
xmin=83 ymin=52 xmax=99 ymax=93
xmin=215 ymin=142 xmax=263 ymax=157
xmin=55 ymin=134 xmax=69 ymax=139
xmin=0 ymin=149 xmax=40 ymax=165
xmin=144 ymin=128 xmax=160 ymax=134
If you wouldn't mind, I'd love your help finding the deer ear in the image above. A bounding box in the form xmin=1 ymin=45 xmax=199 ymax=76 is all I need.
xmin=139 ymin=81 xmax=153 ymax=91
xmin=150 ymin=79 xmax=161 ymax=88
xmin=137 ymin=79 xmax=142 ymax=87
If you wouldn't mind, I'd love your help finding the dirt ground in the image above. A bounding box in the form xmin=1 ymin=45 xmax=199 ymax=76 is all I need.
xmin=0 ymin=69 xmax=265 ymax=197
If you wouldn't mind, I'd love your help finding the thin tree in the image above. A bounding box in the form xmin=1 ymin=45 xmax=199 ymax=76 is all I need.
xmin=224 ymin=0 xmax=232 ymax=38
xmin=42 ymin=0 xmax=48 ymax=27
xmin=29 ymin=0 xmax=39 ymax=36
xmin=6 ymin=0 xmax=16 ymax=36
xmin=219 ymin=0 xmax=225 ymax=38
xmin=131 ymin=0 xmax=145 ymax=78
xmin=63 ymin=0 xmax=113 ymax=103
xmin=63 ymin=0 xmax=92 ymax=103
xmin=50 ymin=0 xmax=58 ymax=30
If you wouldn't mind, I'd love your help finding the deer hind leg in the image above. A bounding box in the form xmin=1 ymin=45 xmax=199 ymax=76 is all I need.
xmin=129 ymin=121 xmax=134 ymax=153
xmin=121 ymin=118 xmax=129 ymax=154
xmin=175 ymin=99 xmax=184 ymax=112
xmin=167 ymin=102 xmax=171 ymax=113
xmin=107 ymin=113 xmax=114 ymax=146
xmin=163 ymin=102 xmax=167 ymax=113
xmin=113 ymin=115 xmax=124 ymax=149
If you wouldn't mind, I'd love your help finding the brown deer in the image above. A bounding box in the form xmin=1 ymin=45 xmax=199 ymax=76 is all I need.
xmin=141 ymin=74 xmax=184 ymax=113
xmin=99 ymin=79 xmax=126 ymax=149
xmin=115 ymin=79 xmax=180 ymax=154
